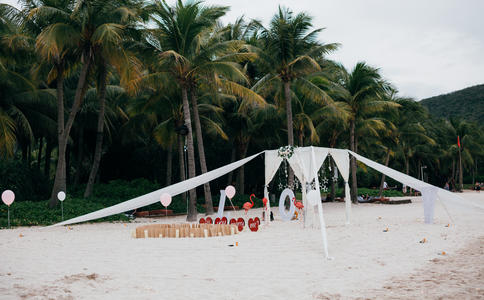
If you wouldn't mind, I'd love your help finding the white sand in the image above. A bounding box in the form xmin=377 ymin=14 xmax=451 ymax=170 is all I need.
xmin=1 ymin=191 xmax=483 ymax=299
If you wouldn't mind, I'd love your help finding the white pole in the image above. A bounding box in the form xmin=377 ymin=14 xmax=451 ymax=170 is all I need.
xmin=310 ymin=147 xmax=330 ymax=259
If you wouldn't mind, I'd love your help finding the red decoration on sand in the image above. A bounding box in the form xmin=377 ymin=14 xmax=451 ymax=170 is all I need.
xmin=205 ymin=217 xmax=213 ymax=224
xmin=229 ymin=218 xmax=237 ymax=225
xmin=243 ymin=194 xmax=255 ymax=215
xmin=248 ymin=218 xmax=259 ymax=232
xmin=214 ymin=217 xmax=221 ymax=224
xmin=236 ymin=217 xmax=245 ymax=232
xmin=221 ymin=217 xmax=228 ymax=224
xmin=199 ymin=218 xmax=206 ymax=224
xmin=254 ymin=217 xmax=260 ymax=226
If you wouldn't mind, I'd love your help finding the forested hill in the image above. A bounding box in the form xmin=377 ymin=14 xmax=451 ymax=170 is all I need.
xmin=420 ymin=84 xmax=484 ymax=123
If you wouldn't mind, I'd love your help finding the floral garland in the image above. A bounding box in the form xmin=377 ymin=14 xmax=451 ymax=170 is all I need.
xmin=277 ymin=145 xmax=296 ymax=160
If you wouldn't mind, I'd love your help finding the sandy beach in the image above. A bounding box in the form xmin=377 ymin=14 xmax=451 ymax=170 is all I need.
xmin=1 ymin=191 xmax=483 ymax=299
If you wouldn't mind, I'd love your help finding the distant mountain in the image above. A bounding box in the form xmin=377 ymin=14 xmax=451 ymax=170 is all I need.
xmin=420 ymin=84 xmax=484 ymax=123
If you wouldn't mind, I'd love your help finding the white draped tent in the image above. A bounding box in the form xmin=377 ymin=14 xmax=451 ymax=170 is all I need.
xmin=50 ymin=146 xmax=464 ymax=259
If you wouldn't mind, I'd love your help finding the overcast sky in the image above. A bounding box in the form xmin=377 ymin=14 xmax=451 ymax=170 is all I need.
xmin=3 ymin=0 xmax=483 ymax=99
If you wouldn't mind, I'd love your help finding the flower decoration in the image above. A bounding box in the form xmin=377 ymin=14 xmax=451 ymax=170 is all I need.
xmin=278 ymin=145 xmax=296 ymax=160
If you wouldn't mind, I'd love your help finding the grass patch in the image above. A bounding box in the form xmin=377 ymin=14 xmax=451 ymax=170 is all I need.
xmin=0 ymin=198 xmax=129 ymax=228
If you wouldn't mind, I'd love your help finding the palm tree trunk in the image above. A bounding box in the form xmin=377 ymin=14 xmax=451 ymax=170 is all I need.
xmin=74 ymin=124 xmax=84 ymax=186
xmin=417 ymin=159 xmax=421 ymax=180
xmin=37 ymin=137 xmax=43 ymax=170
xmin=84 ymin=64 xmax=107 ymax=198
xmin=379 ymin=149 xmax=391 ymax=199
xmin=50 ymin=64 xmax=66 ymax=207
xmin=458 ymin=146 xmax=463 ymax=191
xmin=166 ymin=142 xmax=173 ymax=186
xmin=178 ymin=134 xmax=186 ymax=182
xmin=44 ymin=140 xmax=53 ymax=178
xmin=66 ymin=144 xmax=71 ymax=185
xmin=451 ymin=158 xmax=456 ymax=182
xmin=349 ymin=120 xmax=358 ymax=203
xmin=227 ymin=146 xmax=236 ymax=185
xmin=329 ymin=158 xmax=335 ymax=201
xmin=190 ymin=90 xmax=213 ymax=215
xmin=284 ymin=80 xmax=294 ymax=188
xmin=50 ymin=51 xmax=91 ymax=207
xmin=405 ymin=156 xmax=410 ymax=175
xmin=236 ymin=141 xmax=249 ymax=195
xmin=181 ymin=87 xmax=197 ymax=221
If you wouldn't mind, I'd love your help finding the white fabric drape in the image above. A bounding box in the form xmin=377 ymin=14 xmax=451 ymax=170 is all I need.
xmin=286 ymin=147 xmax=328 ymax=227
xmin=287 ymin=147 xmax=328 ymax=184
xmin=421 ymin=187 xmax=436 ymax=224
xmin=264 ymin=150 xmax=282 ymax=225
xmin=330 ymin=149 xmax=351 ymax=224
xmin=264 ymin=150 xmax=283 ymax=186
xmin=348 ymin=150 xmax=464 ymax=223
xmin=310 ymin=147 xmax=330 ymax=259
xmin=50 ymin=151 xmax=265 ymax=227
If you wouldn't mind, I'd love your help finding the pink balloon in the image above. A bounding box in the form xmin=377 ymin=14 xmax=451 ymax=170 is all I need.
xmin=225 ymin=185 xmax=236 ymax=199
xmin=2 ymin=190 xmax=15 ymax=206
xmin=160 ymin=193 xmax=172 ymax=207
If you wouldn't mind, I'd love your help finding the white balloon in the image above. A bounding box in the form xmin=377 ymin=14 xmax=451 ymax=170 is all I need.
xmin=57 ymin=191 xmax=66 ymax=201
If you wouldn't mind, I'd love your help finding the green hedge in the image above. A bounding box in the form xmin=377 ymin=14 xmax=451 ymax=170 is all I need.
xmin=332 ymin=187 xmax=403 ymax=197
xmin=0 ymin=198 xmax=128 ymax=228
xmin=0 ymin=177 xmax=407 ymax=228
xmin=0 ymin=160 xmax=50 ymax=202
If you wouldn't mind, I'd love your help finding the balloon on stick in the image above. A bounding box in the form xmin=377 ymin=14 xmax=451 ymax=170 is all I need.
xmin=160 ymin=193 xmax=172 ymax=216
xmin=57 ymin=191 xmax=66 ymax=221
xmin=224 ymin=185 xmax=236 ymax=212
xmin=225 ymin=185 xmax=236 ymax=199
xmin=57 ymin=191 xmax=66 ymax=201
xmin=2 ymin=190 xmax=15 ymax=228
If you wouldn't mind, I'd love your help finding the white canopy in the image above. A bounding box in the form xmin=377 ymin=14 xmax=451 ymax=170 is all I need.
xmin=51 ymin=146 xmax=466 ymax=259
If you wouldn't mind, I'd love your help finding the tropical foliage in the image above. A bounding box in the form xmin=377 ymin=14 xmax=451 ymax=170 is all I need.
xmin=0 ymin=1 xmax=483 ymax=222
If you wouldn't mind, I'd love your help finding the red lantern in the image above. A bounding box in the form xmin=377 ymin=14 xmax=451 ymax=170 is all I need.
xmin=199 ymin=218 xmax=206 ymax=224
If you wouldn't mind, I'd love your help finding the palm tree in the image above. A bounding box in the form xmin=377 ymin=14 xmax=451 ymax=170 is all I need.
xmin=331 ymin=62 xmax=399 ymax=202
xmin=146 ymin=0 xmax=263 ymax=219
xmin=448 ymin=118 xmax=483 ymax=190
xmin=83 ymin=0 xmax=144 ymax=198
xmin=27 ymin=0 xmax=94 ymax=206
xmin=0 ymin=3 xmax=57 ymax=162
xmin=0 ymin=3 xmax=33 ymax=158
xmin=255 ymin=6 xmax=338 ymax=187
xmin=256 ymin=7 xmax=338 ymax=146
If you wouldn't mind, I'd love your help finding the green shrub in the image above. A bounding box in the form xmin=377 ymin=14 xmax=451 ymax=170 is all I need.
xmin=69 ymin=178 xmax=159 ymax=200
xmin=332 ymin=187 xmax=403 ymax=197
xmin=0 ymin=198 xmax=128 ymax=228
xmin=0 ymin=160 xmax=50 ymax=202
